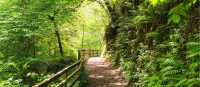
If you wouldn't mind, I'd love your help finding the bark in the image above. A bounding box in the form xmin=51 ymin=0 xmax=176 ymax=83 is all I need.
xmin=53 ymin=21 xmax=64 ymax=57
xmin=48 ymin=10 xmax=64 ymax=57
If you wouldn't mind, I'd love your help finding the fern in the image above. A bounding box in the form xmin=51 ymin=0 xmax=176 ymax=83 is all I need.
xmin=146 ymin=32 xmax=159 ymax=38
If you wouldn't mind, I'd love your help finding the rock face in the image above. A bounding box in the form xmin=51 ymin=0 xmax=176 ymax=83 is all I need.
xmin=28 ymin=58 xmax=74 ymax=74
xmin=24 ymin=58 xmax=74 ymax=85
xmin=29 ymin=61 xmax=48 ymax=74
xmin=47 ymin=58 xmax=74 ymax=73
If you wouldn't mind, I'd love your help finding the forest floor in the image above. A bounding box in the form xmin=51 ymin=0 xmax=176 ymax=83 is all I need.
xmin=86 ymin=57 xmax=128 ymax=87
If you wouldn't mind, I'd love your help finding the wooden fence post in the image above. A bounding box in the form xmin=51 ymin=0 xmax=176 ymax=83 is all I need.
xmin=65 ymin=72 xmax=68 ymax=87
xmin=78 ymin=50 xmax=81 ymax=60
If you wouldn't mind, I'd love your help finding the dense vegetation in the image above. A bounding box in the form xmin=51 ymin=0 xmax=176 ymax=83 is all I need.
xmin=0 ymin=0 xmax=107 ymax=86
xmin=0 ymin=0 xmax=199 ymax=87
xmin=102 ymin=0 xmax=200 ymax=87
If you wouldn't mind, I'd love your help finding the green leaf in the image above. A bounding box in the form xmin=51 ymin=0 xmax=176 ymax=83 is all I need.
xmin=146 ymin=32 xmax=159 ymax=38
xmin=187 ymin=52 xmax=200 ymax=58
xmin=176 ymin=79 xmax=187 ymax=86
xmin=160 ymin=66 xmax=173 ymax=73
xmin=168 ymin=14 xmax=181 ymax=24
xmin=132 ymin=15 xmax=152 ymax=26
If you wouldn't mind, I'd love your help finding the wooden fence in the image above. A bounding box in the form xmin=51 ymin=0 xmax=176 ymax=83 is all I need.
xmin=32 ymin=49 xmax=100 ymax=87
xmin=79 ymin=49 xmax=101 ymax=58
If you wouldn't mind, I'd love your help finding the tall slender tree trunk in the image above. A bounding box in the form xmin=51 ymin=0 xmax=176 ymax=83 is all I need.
xmin=53 ymin=21 xmax=64 ymax=57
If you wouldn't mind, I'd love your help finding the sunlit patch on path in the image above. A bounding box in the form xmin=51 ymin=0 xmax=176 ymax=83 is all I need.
xmin=86 ymin=57 xmax=128 ymax=87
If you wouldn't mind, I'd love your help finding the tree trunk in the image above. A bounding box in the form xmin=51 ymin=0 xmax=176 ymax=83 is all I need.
xmin=53 ymin=21 xmax=64 ymax=57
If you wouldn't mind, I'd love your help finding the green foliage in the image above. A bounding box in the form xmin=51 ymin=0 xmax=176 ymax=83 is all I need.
xmin=0 ymin=0 xmax=107 ymax=86
xmin=0 ymin=0 xmax=199 ymax=86
xmin=0 ymin=78 xmax=28 ymax=87
xmin=70 ymin=1 xmax=108 ymax=49
xmin=146 ymin=32 xmax=159 ymax=38
xmin=105 ymin=0 xmax=200 ymax=87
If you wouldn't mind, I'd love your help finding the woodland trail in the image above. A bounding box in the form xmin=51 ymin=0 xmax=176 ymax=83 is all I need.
xmin=86 ymin=57 xmax=128 ymax=87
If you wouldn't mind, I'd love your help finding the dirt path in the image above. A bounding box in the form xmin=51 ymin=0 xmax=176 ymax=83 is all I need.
xmin=86 ymin=57 xmax=127 ymax=87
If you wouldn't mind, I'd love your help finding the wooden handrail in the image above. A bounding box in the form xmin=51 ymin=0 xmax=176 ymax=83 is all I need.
xmin=32 ymin=49 xmax=100 ymax=87
xmin=79 ymin=49 xmax=101 ymax=58
xmin=32 ymin=60 xmax=81 ymax=87
xmin=56 ymin=65 xmax=81 ymax=87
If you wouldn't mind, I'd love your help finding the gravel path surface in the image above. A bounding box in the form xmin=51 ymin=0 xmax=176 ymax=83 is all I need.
xmin=86 ymin=57 xmax=127 ymax=87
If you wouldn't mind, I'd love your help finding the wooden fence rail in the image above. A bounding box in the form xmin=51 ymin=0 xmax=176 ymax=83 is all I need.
xmin=32 ymin=49 xmax=100 ymax=87
xmin=79 ymin=49 xmax=101 ymax=58
xmin=32 ymin=60 xmax=82 ymax=87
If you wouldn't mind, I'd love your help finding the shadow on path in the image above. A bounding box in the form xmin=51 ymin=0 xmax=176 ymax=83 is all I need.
xmin=86 ymin=57 xmax=127 ymax=87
